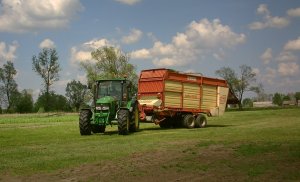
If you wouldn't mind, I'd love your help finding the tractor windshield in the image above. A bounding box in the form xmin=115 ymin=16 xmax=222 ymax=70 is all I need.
xmin=97 ymin=80 xmax=125 ymax=100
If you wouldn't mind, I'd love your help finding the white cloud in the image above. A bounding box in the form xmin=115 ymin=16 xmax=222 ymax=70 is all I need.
xmin=39 ymin=38 xmax=55 ymax=49
xmin=262 ymin=67 xmax=277 ymax=85
xmin=131 ymin=18 xmax=246 ymax=67
xmin=278 ymin=62 xmax=300 ymax=76
xmin=147 ymin=32 xmax=158 ymax=42
xmin=121 ymin=28 xmax=143 ymax=44
xmin=115 ymin=0 xmax=141 ymax=5
xmin=0 ymin=0 xmax=83 ymax=33
xmin=260 ymin=48 xmax=272 ymax=64
xmin=284 ymin=37 xmax=300 ymax=51
xmin=0 ymin=41 xmax=19 ymax=63
xmin=77 ymin=74 xmax=87 ymax=84
xmin=153 ymin=58 xmax=183 ymax=67
xmin=287 ymin=7 xmax=300 ymax=17
xmin=71 ymin=48 xmax=92 ymax=64
xmin=70 ymin=38 xmax=113 ymax=66
xmin=252 ymin=68 xmax=260 ymax=75
xmin=257 ymin=4 xmax=269 ymax=15
xmin=53 ymin=79 xmax=71 ymax=87
xmin=130 ymin=49 xmax=150 ymax=59
xmin=249 ymin=4 xmax=289 ymax=30
xmin=213 ymin=48 xmax=226 ymax=61
xmin=83 ymin=38 xmax=111 ymax=49
xmin=276 ymin=51 xmax=298 ymax=62
xmin=187 ymin=19 xmax=246 ymax=48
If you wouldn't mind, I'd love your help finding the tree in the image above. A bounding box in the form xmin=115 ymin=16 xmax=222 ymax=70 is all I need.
xmin=272 ymin=93 xmax=283 ymax=106
xmin=282 ymin=94 xmax=291 ymax=101
xmin=0 ymin=61 xmax=19 ymax=112
xmin=250 ymin=83 xmax=268 ymax=101
xmin=65 ymin=80 xmax=87 ymax=112
xmin=53 ymin=94 xmax=70 ymax=112
xmin=34 ymin=92 xmax=70 ymax=112
xmin=32 ymin=48 xmax=61 ymax=111
xmin=295 ymin=92 xmax=300 ymax=105
xmin=15 ymin=90 xmax=34 ymax=113
xmin=242 ymin=98 xmax=253 ymax=108
xmin=80 ymin=46 xmax=138 ymax=86
xmin=215 ymin=65 xmax=256 ymax=109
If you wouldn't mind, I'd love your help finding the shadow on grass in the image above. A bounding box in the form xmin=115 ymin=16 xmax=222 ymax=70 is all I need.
xmin=93 ymin=124 xmax=232 ymax=136
xmin=206 ymin=124 xmax=232 ymax=128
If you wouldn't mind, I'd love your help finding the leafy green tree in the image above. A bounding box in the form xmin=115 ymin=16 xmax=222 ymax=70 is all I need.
xmin=32 ymin=48 xmax=61 ymax=111
xmin=53 ymin=94 xmax=70 ymax=112
xmin=80 ymin=46 xmax=138 ymax=86
xmin=65 ymin=80 xmax=87 ymax=111
xmin=272 ymin=93 xmax=283 ymax=106
xmin=34 ymin=92 xmax=70 ymax=112
xmin=295 ymin=92 xmax=300 ymax=105
xmin=250 ymin=83 xmax=270 ymax=101
xmin=0 ymin=61 xmax=19 ymax=112
xmin=282 ymin=95 xmax=291 ymax=101
xmin=242 ymin=98 xmax=253 ymax=108
xmin=15 ymin=90 xmax=34 ymax=113
xmin=215 ymin=65 xmax=256 ymax=109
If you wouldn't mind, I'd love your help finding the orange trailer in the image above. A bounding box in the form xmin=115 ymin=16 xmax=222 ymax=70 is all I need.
xmin=137 ymin=68 xmax=229 ymax=128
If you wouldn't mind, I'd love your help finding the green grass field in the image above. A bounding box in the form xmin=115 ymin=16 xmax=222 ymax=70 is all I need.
xmin=0 ymin=109 xmax=299 ymax=181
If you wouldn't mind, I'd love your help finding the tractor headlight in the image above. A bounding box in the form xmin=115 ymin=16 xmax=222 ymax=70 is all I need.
xmin=96 ymin=105 xmax=109 ymax=111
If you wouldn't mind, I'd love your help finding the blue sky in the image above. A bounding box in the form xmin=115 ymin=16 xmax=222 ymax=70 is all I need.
xmin=1 ymin=0 xmax=300 ymax=99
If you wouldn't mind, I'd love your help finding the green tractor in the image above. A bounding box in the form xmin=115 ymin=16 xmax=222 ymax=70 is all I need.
xmin=79 ymin=78 xmax=139 ymax=135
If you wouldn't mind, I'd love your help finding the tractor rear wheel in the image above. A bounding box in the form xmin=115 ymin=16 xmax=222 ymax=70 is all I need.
xmin=79 ymin=110 xmax=92 ymax=135
xmin=195 ymin=114 xmax=207 ymax=128
xmin=118 ymin=109 xmax=129 ymax=135
xmin=129 ymin=106 xmax=140 ymax=132
xmin=183 ymin=114 xmax=195 ymax=129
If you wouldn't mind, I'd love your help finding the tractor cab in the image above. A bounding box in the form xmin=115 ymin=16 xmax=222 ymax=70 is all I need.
xmin=95 ymin=79 xmax=132 ymax=109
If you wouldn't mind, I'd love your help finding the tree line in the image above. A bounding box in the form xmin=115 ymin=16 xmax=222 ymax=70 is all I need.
xmin=0 ymin=46 xmax=137 ymax=114
xmin=0 ymin=45 xmax=298 ymax=113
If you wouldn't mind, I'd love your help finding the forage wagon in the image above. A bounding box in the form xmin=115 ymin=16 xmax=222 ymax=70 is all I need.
xmin=137 ymin=68 xmax=229 ymax=128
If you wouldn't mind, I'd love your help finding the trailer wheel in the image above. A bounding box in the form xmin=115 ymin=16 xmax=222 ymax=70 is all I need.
xmin=129 ymin=106 xmax=140 ymax=132
xmin=118 ymin=109 xmax=129 ymax=135
xmin=195 ymin=114 xmax=207 ymax=128
xmin=183 ymin=114 xmax=195 ymax=129
xmin=79 ymin=110 xmax=92 ymax=135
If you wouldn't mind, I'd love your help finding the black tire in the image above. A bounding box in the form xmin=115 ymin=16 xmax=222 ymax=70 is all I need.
xmin=183 ymin=114 xmax=195 ymax=129
xmin=91 ymin=125 xmax=106 ymax=133
xmin=159 ymin=117 xmax=172 ymax=128
xmin=195 ymin=114 xmax=207 ymax=128
xmin=129 ymin=106 xmax=140 ymax=132
xmin=79 ymin=110 xmax=92 ymax=135
xmin=99 ymin=125 xmax=106 ymax=133
xmin=118 ymin=109 xmax=129 ymax=135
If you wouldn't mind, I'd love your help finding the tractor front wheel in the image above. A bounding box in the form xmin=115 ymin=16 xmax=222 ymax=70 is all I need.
xmin=118 ymin=109 xmax=129 ymax=135
xmin=79 ymin=110 xmax=92 ymax=135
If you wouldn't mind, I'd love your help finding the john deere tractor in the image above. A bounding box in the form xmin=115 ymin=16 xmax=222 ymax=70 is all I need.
xmin=79 ymin=78 xmax=139 ymax=135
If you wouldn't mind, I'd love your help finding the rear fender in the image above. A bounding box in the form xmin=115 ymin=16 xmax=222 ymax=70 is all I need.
xmin=80 ymin=108 xmax=92 ymax=115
